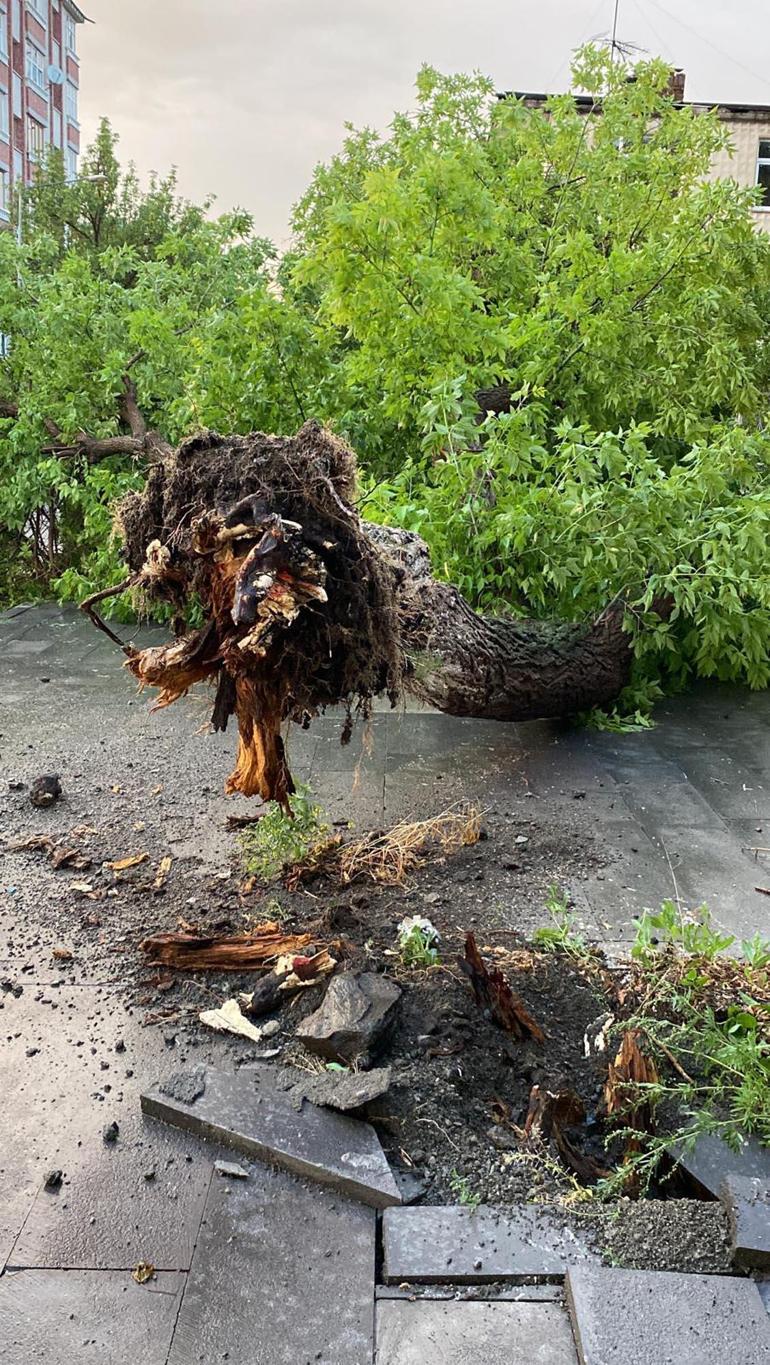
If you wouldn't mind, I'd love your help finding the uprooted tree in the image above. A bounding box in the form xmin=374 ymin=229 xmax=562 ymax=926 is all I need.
xmin=87 ymin=421 xmax=635 ymax=807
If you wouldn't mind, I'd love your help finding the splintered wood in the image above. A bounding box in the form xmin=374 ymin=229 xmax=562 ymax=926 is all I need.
xmin=460 ymin=932 xmax=545 ymax=1043
xmin=140 ymin=921 xmax=316 ymax=971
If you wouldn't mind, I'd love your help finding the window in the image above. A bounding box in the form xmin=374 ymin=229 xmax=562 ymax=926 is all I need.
xmin=27 ymin=0 xmax=46 ymax=18
xmin=0 ymin=88 xmax=8 ymax=140
xmin=64 ymin=11 xmax=76 ymax=52
xmin=26 ymin=113 xmax=45 ymax=160
xmin=25 ymin=40 xmax=46 ymax=92
xmin=0 ymin=8 xmax=8 ymax=61
xmin=65 ymin=144 xmax=77 ymax=179
xmin=52 ymin=37 xmax=61 ymax=69
xmin=11 ymin=0 xmax=19 ymax=42
xmin=11 ymin=69 xmax=20 ymax=116
xmin=0 ymin=332 xmax=11 ymax=357
xmin=756 ymin=141 xmax=770 ymax=208
xmin=0 ymin=165 xmax=9 ymax=215
xmin=52 ymin=105 xmax=61 ymax=147
xmin=64 ymin=79 xmax=77 ymax=122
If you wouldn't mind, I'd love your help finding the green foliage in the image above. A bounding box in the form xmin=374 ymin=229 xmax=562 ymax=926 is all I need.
xmin=449 ymin=1169 xmax=481 ymax=1209
xmin=2 ymin=52 xmax=770 ymax=727
xmin=631 ymin=900 xmax=736 ymax=963
xmin=532 ymin=888 xmax=589 ymax=957
xmin=397 ymin=915 xmax=441 ymax=968
xmin=240 ymin=783 xmax=330 ymax=882
xmin=606 ymin=905 xmax=770 ymax=1192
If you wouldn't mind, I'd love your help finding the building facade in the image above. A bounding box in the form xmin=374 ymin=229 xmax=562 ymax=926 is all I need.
xmin=0 ymin=0 xmax=87 ymax=225
xmin=515 ymin=74 xmax=770 ymax=234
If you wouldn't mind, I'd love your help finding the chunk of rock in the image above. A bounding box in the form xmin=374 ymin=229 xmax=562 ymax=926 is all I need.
xmin=158 ymin=1067 xmax=207 ymax=1106
xmin=30 ymin=773 xmax=62 ymax=808
xmin=297 ymin=972 xmax=401 ymax=1063
xmin=290 ymin=1066 xmax=392 ymax=1114
xmin=214 ymin=1160 xmax=249 ymax=1180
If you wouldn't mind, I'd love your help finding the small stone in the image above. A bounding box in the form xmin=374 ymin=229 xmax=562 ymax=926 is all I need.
xmin=102 ymin=1121 xmax=119 ymax=1145
xmin=514 ymin=835 xmax=529 ymax=846
xmin=44 ymin=1169 xmax=63 ymax=1191
xmin=297 ymin=972 xmax=401 ymax=1064
xmin=214 ymin=1160 xmax=249 ymax=1180
xmin=29 ymin=773 xmax=62 ymax=808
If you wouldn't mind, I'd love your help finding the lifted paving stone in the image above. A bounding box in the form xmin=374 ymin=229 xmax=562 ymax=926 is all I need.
xmin=375 ymin=1299 xmax=578 ymax=1365
xmin=676 ymin=1129 xmax=770 ymax=1199
xmin=142 ymin=1066 xmax=402 ymax=1208
xmin=566 ymin=1264 xmax=770 ymax=1364
xmin=0 ymin=1269 xmax=184 ymax=1364
xmin=382 ymin=1205 xmax=595 ymax=1284
xmin=167 ymin=1163 xmax=375 ymax=1365
xmin=721 ymin=1175 xmax=770 ymax=1271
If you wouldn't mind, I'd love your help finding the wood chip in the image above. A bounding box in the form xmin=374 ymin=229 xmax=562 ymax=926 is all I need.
xmin=106 ymin=852 xmax=149 ymax=872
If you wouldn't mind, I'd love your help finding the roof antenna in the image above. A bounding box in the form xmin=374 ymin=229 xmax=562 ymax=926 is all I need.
xmin=610 ymin=0 xmax=621 ymax=64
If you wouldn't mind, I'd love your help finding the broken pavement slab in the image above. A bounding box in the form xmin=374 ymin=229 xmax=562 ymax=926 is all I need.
xmin=287 ymin=1064 xmax=392 ymax=1113
xmin=566 ymin=1264 xmax=770 ymax=1365
xmin=296 ymin=970 xmax=402 ymax=1063
xmin=167 ymin=1163 xmax=375 ymax=1365
xmin=382 ymin=1205 xmax=595 ymax=1284
xmin=721 ymin=1174 xmax=770 ymax=1271
xmin=375 ymin=1299 xmax=578 ymax=1365
xmin=675 ymin=1129 xmax=770 ymax=1199
xmin=142 ymin=1066 xmax=402 ymax=1208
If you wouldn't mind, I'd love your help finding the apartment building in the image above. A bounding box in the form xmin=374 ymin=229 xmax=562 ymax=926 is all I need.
xmin=513 ymin=72 xmax=770 ymax=234
xmin=0 ymin=0 xmax=87 ymax=225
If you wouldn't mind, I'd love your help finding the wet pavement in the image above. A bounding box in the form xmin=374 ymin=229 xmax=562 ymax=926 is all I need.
xmin=1 ymin=603 xmax=769 ymax=1361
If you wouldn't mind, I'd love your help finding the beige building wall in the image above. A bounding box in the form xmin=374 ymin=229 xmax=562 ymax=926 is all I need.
xmin=700 ymin=107 xmax=770 ymax=233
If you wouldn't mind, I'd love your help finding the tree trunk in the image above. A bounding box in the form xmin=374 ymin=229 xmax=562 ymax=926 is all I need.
xmin=367 ymin=523 xmax=632 ymax=720
xmin=83 ymin=422 xmax=634 ymax=806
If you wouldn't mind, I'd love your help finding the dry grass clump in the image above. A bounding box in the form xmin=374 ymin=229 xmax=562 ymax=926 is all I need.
xmin=286 ymin=805 xmax=481 ymax=888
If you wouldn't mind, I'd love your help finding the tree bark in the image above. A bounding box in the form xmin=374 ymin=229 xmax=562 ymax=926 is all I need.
xmin=367 ymin=523 xmax=632 ymax=720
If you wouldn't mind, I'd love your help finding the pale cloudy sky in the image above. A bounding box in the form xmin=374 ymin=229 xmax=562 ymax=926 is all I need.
xmin=79 ymin=0 xmax=770 ymax=247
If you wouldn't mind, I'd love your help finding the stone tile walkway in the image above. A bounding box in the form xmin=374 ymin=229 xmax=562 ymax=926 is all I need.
xmin=1 ymin=603 xmax=769 ymax=1360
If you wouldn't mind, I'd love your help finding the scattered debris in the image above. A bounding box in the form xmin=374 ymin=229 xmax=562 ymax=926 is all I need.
xmin=291 ymin=1065 xmax=392 ymax=1113
xmin=141 ymin=921 xmax=316 ymax=971
xmin=215 ymin=1160 xmax=249 ymax=1180
xmin=131 ymin=1262 xmax=156 ymax=1285
xmin=226 ymin=812 xmax=266 ymax=829
xmin=102 ymin=1121 xmax=120 ymax=1145
xmin=153 ymin=855 xmax=173 ymax=889
xmin=199 ymin=998 xmax=283 ymax=1043
xmin=106 ymin=852 xmax=149 ymax=872
xmin=158 ymin=1068 xmax=206 ymax=1106
xmin=44 ymin=1169 xmax=63 ymax=1191
xmin=287 ymin=807 xmax=481 ymax=888
xmin=52 ymin=947 xmax=73 ymax=962
xmin=297 ymin=971 xmax=402 ymax=1063
xmin=460 ymin=932 xmax=545 ymax=1043
xmin=30 ymin=774 xmax=62 ymax=808
xmin=50 ymin=846 xmax=92 ymax=871
xmin=239 ymin=950 xmax=337 ymax=1019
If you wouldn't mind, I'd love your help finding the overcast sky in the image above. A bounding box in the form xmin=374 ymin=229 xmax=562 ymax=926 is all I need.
xmin=79 ymin=0 xmax=770 ymax=247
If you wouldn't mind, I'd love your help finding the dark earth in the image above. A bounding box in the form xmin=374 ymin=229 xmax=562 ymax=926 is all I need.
xmin=2 ymin=604 xmax=769 ymax=1279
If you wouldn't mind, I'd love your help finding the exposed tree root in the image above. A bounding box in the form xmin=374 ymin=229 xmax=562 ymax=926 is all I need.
xmin=83 ymin=421 xmax=636 ymax=805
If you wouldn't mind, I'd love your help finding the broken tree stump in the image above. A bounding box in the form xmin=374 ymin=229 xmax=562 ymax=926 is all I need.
xmin=83 ymin=421 xmax=637 ymax=806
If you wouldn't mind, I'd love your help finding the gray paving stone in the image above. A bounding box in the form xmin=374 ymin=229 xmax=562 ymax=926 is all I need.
xmin=167 ymin=1163 xmax=375 ymax=1365
xmin=382 ymin=1205 xmax=595 ymax=1284
xmin=0 ymin=987 xmax=214 ymax=1272
xmin=142 ymin=1066 xmax=402 ymax=1208
xmin=0 ymin=1268 xmax=184 ymax=1364
xmin=722 ymin=1175 xmax=770 ymax=1270
xmin=675 ymin=1129 xmax=770 ymax=1199
xmin=566 ymin=1264 xmax=770 ymax=1364
xmin=375 ymin=1299 xmax=578 ymax=1364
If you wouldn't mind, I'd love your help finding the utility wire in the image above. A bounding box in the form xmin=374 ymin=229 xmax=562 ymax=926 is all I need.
xmin=641 ymin=0 xmax=770 ymax=99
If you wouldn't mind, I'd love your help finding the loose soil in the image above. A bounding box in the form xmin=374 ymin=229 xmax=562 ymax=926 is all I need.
xmin=0 ymin=770 xmax=734 ymax=1276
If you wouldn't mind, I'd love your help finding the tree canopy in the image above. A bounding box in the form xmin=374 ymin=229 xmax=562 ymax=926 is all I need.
xmin=1 ymin=51 xmax=769 ymax=715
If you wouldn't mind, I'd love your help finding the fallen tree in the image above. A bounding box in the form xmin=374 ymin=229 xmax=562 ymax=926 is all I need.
xmin=83 ymin=421 xmax=634 ymax=807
